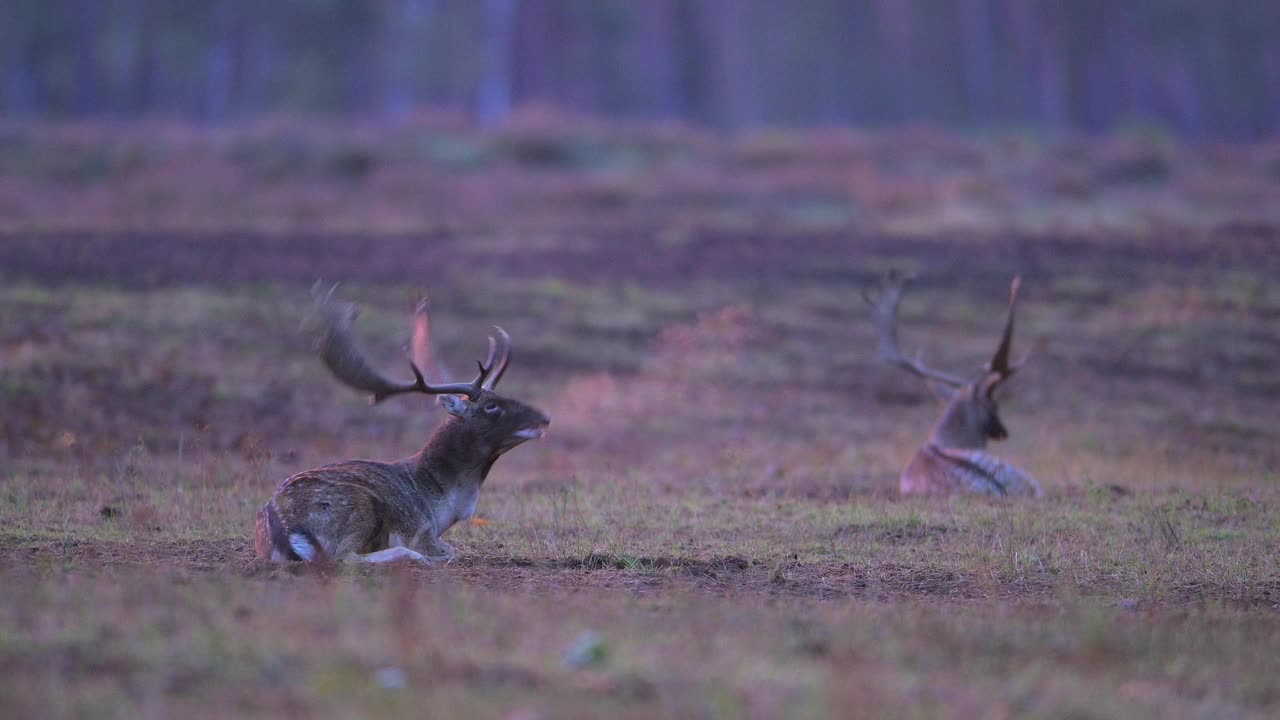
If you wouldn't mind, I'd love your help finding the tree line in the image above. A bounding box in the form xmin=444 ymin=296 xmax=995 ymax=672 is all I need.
xmin=3 ymin=0 xmax=1277 ymax=138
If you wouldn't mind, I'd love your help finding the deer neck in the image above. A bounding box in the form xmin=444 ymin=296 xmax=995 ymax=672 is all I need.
xmin=411 ymin=417 xmax=501 ymax=489
xmin=926 ymin=397 xmax=988 ymax=450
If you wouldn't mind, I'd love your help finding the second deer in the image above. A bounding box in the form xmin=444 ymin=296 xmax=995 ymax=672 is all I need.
xmin=865 ymin=270 xmax=1042 ymax=497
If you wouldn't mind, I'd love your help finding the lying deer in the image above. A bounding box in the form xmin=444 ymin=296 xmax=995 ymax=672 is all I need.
xmin=255 ymin=285 xmax=550 ymax=563
xmin=865 ymin=270 xmax=1042 ymax=497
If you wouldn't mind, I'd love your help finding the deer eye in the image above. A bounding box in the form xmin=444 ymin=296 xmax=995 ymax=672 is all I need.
xmin=483 ymin=402 xmax=502 ymax=415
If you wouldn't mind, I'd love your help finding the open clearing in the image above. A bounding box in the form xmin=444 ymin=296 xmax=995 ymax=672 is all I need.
xmin=2 ymin=121 xmax=1279 ymax=718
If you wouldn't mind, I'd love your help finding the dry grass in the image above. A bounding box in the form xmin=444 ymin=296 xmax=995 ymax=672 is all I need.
xmin=3 ymin=570 xmax=1278 ymax=719
xmin=2 ymin=120 xmax=1279 ymax=718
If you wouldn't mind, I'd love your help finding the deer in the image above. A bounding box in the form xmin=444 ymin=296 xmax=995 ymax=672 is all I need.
xmin=254 ymin=284 xmax=551 ymax=564
xmin=864 ymin=270 xmax=1042 ymax=497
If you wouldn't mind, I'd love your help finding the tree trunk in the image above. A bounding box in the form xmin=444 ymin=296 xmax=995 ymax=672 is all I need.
xmin=477 ymin=0 xmax=519 ymax=126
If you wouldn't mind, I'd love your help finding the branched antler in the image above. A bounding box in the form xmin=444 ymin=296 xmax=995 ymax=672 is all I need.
xmin=863 ymin=270 xmax=966 ymax=387
xmin=304 ymin=282 xmax=510 ymax=403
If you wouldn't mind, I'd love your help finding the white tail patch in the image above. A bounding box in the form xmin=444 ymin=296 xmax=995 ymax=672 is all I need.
xmin=289 ymin=533 xmax=319 ymax=561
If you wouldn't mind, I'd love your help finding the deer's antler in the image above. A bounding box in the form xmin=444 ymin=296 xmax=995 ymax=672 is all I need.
xmin=863 ymin=270 xmax=967 ymax=387
xmin=480 ymin=326 xmax=511 ymax=391
xmin=305 ymin=282 xmax=508 ymax=403
xmin=981 ymin=275 xmax=1027 ymax=395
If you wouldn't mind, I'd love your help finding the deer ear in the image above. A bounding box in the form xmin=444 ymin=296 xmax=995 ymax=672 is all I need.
xmin=437 ymin=394 xmax=469 ymax=416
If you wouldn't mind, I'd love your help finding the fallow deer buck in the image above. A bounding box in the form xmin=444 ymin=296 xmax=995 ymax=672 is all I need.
xmin=865 ymin=270 xmax=1042 ymax=497
xmin=255 ymin=285 xmax=550 ymax=564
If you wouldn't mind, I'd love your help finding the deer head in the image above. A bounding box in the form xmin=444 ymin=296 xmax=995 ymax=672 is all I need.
xmin=304 ymin=283 xmax=550 ymax=453
xmin=865 ymin=270 xmax=1026 ymax=450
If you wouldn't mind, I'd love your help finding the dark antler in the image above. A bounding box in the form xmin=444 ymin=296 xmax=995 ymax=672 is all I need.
xmin=305 ymin=283 xmax=507 ymax=403
xmin=864 ymin=270 xmax=966 ymax=387
xmin=981 ymin=275 xmax=1027 ymax=394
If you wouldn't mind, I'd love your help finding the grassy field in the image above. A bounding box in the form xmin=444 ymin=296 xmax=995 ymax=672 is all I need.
xmin=2 ymin=116 xmax=1279 ymax=718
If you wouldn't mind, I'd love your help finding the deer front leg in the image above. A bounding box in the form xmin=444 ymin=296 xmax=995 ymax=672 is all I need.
xmin=413 ymin=535 xmax=456 ymax=564
xmin=344 ymin=529 xmax=451 ymax=565
xmin=347 ymin=546 xmax=430 ymax=564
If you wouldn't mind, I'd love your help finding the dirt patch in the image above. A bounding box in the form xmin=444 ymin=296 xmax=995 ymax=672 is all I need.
xmin=1 ymin=229 xmax=1266 ymax=292
xmin=830 ymin=522 xmax=958 ymax=543
xmin=0 ymin=536 xmax=254 ymax=572
xmin=606 ymin=553 xmax=745 ymax=573
xmin=6 ymin=536 xmax=1273 ymax=608
xmin=1166 ymin=580 xmax=1280 ymax=609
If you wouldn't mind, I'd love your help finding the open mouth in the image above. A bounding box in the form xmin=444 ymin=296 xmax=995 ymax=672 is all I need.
xmin=512 ymin=427 xmax=547 ymax=440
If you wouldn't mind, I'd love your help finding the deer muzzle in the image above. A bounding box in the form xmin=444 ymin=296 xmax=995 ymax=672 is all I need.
xmin=513 ymin=414 xmax=551 ymax=440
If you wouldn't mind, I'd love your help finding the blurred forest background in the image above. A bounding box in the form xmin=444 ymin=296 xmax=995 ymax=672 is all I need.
xmin=3 ymin=0 xmax=1278 ymax=138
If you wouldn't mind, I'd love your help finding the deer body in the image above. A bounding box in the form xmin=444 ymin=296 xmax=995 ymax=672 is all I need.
xmin=256 ymin=286 xmax=549 ymax=564
xmin=866 ymin=271 xmax=1042 ymax=498
xmin=901 ymin=445 xmax=1040 ymax=497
